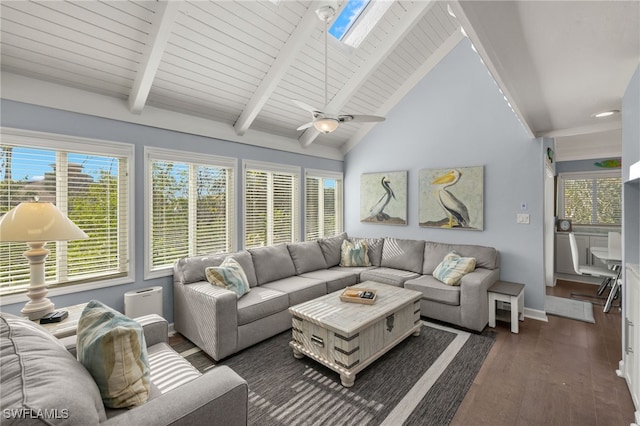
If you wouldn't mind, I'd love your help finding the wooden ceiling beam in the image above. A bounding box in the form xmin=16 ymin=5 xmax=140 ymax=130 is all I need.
xmin=128 ymin=0 xmax=182 ymax=114
xmin=298 ymin=0 xmax=438 ymax=148
xmin=233 ymin=1 xmax=323 ymax=136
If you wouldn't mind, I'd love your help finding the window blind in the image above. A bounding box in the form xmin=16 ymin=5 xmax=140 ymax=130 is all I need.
xmin=0 ymin=143 xmax=130 ymax=295
xmin=148 ymin=150 xmax=235 ymax=273
xmin=244 ymin=161 xmax=299 ymax=248
xmin=561 ymin=173 xmax=622 ymax=225
xmin=305 ymin=171 xmax=343 ymax=241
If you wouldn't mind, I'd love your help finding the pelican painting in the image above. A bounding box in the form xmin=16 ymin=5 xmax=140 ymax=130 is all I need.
xmin=360 ymin=171 xmax=407 ymax=225
xmin=419 ymin=166 xmax=483 ymax=230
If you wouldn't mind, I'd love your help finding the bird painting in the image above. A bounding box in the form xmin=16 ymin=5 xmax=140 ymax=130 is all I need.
xmin=368 ymin=176 xmax=395 ymax=221
xmin=419 ymin=166 xmax=483 ymax=230
xmin=360 ymin=171 xmax=407 ymax=225
xmin=431 ymin=169 xmax=470 ymax=228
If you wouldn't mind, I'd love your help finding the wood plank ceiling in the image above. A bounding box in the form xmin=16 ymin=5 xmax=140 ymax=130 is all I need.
xmin=0 ymin=0 xmax=462 ymax=158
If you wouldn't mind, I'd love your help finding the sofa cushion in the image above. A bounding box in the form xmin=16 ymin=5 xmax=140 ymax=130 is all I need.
xmin=77 ymin=300 xmax=151 ymax=408
xmin=405 ymin=275 xmax=461 ymax=306
xmin=0 ymin=313 xmax=107 ymax=423
xmin=228 ymin=251 xmax=259 ymax=288
xmin=205 ymin=257 xmax=251 ymax=298
xmin=318 ymin=232 xmax=348 ymax=267
xmin=350 ymin=237 xmax=384 ymax=266
xmin=287 ymin=241 xmax=328 ymax=274
xmin=250 ymin=244 xmax=297 ymax=285
xmin=147 ymin=342 xmax=202 ymax=395
xmin=433 ymin=251 xmax=476 ymax=286
xmin=423 ymin=241 xmax=498 ymax=274
xmin=261 ymin=276 xmax=327 ymax=306
xmin=237 ymin=287 xmax=290 ymax=326
xmin=340 ymin=239 xmax=371 ymax=267
xmin=360 ymin=267 xmax=421 ymax=287
xmin=300 ymin=269 xmax=358 ymax=293
xmin=380 ymin=238 xmax=425 ymax=274
xmin=174 ymin=251 xmax=259 ymax=288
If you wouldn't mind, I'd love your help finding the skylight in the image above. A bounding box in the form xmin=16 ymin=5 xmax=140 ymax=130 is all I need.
xmin=329 ymin=0 xmax=393 ymax=49
xmin=329 ymin=0 xmax=370 ymax=41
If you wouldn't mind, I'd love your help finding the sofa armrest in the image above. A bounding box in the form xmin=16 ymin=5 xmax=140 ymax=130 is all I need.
xmin=135 ymin=314 xmax=169 ymax=347
xmin=178 ymin=283 xmax=239 ymax=361
xmin=459 ymin=268 xmax=500 ymax=331
xmin=103 ymin=366 xmax=248 ymax=426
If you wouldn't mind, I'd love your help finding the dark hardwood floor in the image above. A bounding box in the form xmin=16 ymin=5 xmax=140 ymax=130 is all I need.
xmin=451 ymin=279 xmax=636 ymax=426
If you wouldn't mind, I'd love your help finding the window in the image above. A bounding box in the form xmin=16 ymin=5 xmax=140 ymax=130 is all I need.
xmin=305 ymin=169 xmax=343 ymax=241
xmin=559 ymin=172 xmax=622 ymax=225
xmin=244 ymin=160 xmax=300 ymax=248
xmin=329 ymin=0 xmax=392 ymax=48
xmin=145 ymin=148 xmax=236 ymax=277
xmin=0 ymin=129 xmax=133 ymax=298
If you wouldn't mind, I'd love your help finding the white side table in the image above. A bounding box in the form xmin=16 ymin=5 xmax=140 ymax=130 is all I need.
xmin=32 ymin=302 xmax=88 ymax=338
xmin=488 ymin=281 xmax=525 ymax=333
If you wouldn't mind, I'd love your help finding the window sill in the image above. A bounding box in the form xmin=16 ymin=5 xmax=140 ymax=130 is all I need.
xmin=0 ymin=275 xmax=134 ymax=307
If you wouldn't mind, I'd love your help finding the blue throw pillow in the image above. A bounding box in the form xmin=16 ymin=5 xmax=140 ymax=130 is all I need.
xmin=76 ymin=300 xmax=150 ymax=408
xmin=205 ymin=257 xmax=251 ymax=298
xmin=433 ymin=251 xmax=476 ymax=286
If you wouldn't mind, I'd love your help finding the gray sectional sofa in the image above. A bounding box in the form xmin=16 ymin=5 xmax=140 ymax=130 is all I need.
xmin=173 ymin=233 xmax=500 ymax=361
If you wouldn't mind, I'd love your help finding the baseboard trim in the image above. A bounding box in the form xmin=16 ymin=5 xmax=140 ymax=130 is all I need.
xmin=168 ymin=322 xmax=175 ymax=336
xmin=524 ymin=307 xmax=548 ymax=322
xmin=554 ymin=273 xmax=601 ymax=285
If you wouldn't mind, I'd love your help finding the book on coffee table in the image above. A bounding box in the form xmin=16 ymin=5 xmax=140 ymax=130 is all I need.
xmin=339 ymin=287 xmax=377 ymax=305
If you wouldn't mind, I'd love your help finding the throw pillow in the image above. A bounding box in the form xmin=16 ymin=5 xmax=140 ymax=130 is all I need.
xmin=76 ymin=300 xmax=150 ymax=408
xmin=205 ymin=257 xmax=251 ymax=298
xmin=433 ymin=251 xmax=476 ymax=286
xmin=339 ymin=239 xmax=371 ymax=267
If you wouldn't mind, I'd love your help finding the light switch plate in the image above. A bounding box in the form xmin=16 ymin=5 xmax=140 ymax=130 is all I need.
xmin=517 ymin=213 xmax=530 ymax=224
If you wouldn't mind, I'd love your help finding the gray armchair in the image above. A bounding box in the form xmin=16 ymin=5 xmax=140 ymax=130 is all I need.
xmin=0 ymin=312 xmax=248 ymax=426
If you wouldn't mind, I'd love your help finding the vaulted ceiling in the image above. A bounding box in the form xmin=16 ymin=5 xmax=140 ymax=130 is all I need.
xmin=1 ymin=1 xmax=638 ymax=161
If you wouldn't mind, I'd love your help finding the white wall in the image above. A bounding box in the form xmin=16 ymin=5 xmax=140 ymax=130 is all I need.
xmin=344 ymin=38 xmax=546 ymax=311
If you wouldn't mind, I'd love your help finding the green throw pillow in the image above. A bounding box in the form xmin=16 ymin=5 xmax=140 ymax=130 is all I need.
xmin=339 ymin=239 xmax=371 ymax=267
xmin=433 ymin=251 xmax=476 ymax=286
xmin=205 ymin=257 xmax=251 ymax=298
xmin=76 ymin=300 xmax=150 ymax=408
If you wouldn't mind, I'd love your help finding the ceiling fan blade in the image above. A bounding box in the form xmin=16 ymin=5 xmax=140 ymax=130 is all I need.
xmin=339 ymin=114 xmax=386 ymax=123
xmin=292 ymin=100 xmax=323 ymax=115
xmin=296 ymin=121 xmax=315 ymax=131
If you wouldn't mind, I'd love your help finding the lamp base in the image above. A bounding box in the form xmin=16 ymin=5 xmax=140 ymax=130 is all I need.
xmin=21 ymin=299 xmax=55 ymax=320
xmin=21 ymin=242 xmax=56 ymax=320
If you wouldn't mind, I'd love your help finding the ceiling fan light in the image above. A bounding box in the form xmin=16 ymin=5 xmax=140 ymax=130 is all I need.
xmin=313 ymin=118 xmax=340 ymax=133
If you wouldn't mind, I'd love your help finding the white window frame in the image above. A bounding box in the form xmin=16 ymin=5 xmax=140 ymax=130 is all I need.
xmin=243 ymin=160 xmax=301 ymax=248
xmin=144 ymin=147 xmax=237 ymax=279
xmin=304 ymin=169 xmax=343 ymax=241
xmin=0 ymin=127 xmax=135 ymax=306
xmin=558 ymin=170 xmax=622 ymax=225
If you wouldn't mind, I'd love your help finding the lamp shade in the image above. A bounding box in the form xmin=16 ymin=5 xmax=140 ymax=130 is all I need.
xmin=313 ymin=117 xmax=340 ymax=134
xmin=0 ymin=202 xmax=88 ymax=242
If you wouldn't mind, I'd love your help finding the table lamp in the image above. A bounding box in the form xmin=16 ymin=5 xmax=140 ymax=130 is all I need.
xmin=0 ymin=201 xmax=88 ymax=320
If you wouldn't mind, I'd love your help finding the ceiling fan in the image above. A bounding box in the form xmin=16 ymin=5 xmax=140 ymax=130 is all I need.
xmin=293 ymin=3 xmax=385 ymax=134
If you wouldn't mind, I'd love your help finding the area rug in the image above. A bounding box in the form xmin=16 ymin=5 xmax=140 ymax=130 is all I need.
xmin=174 ymin=321 xmax=495 ymax=426
xmin=545 ymin=295 xmax=595 ymax=323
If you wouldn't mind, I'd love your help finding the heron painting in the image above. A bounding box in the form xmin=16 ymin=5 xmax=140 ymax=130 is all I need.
xmin=360 ymin=171 xmax=407 ymax=225
xmin=419 ymin=166 xmax=483 ymax=230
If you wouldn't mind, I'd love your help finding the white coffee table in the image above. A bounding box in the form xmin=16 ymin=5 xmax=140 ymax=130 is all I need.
xmin=289 ymin=281 xmax=422 ymax=387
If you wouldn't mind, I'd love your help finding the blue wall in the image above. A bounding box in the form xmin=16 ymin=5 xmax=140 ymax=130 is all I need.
xmin=556 ymin=157 xmax=622 ymax=174
xmin=344 ymin=38 xmax=546 ymax=311
xmin=0 ymin=100 xmax=343 ymax=321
